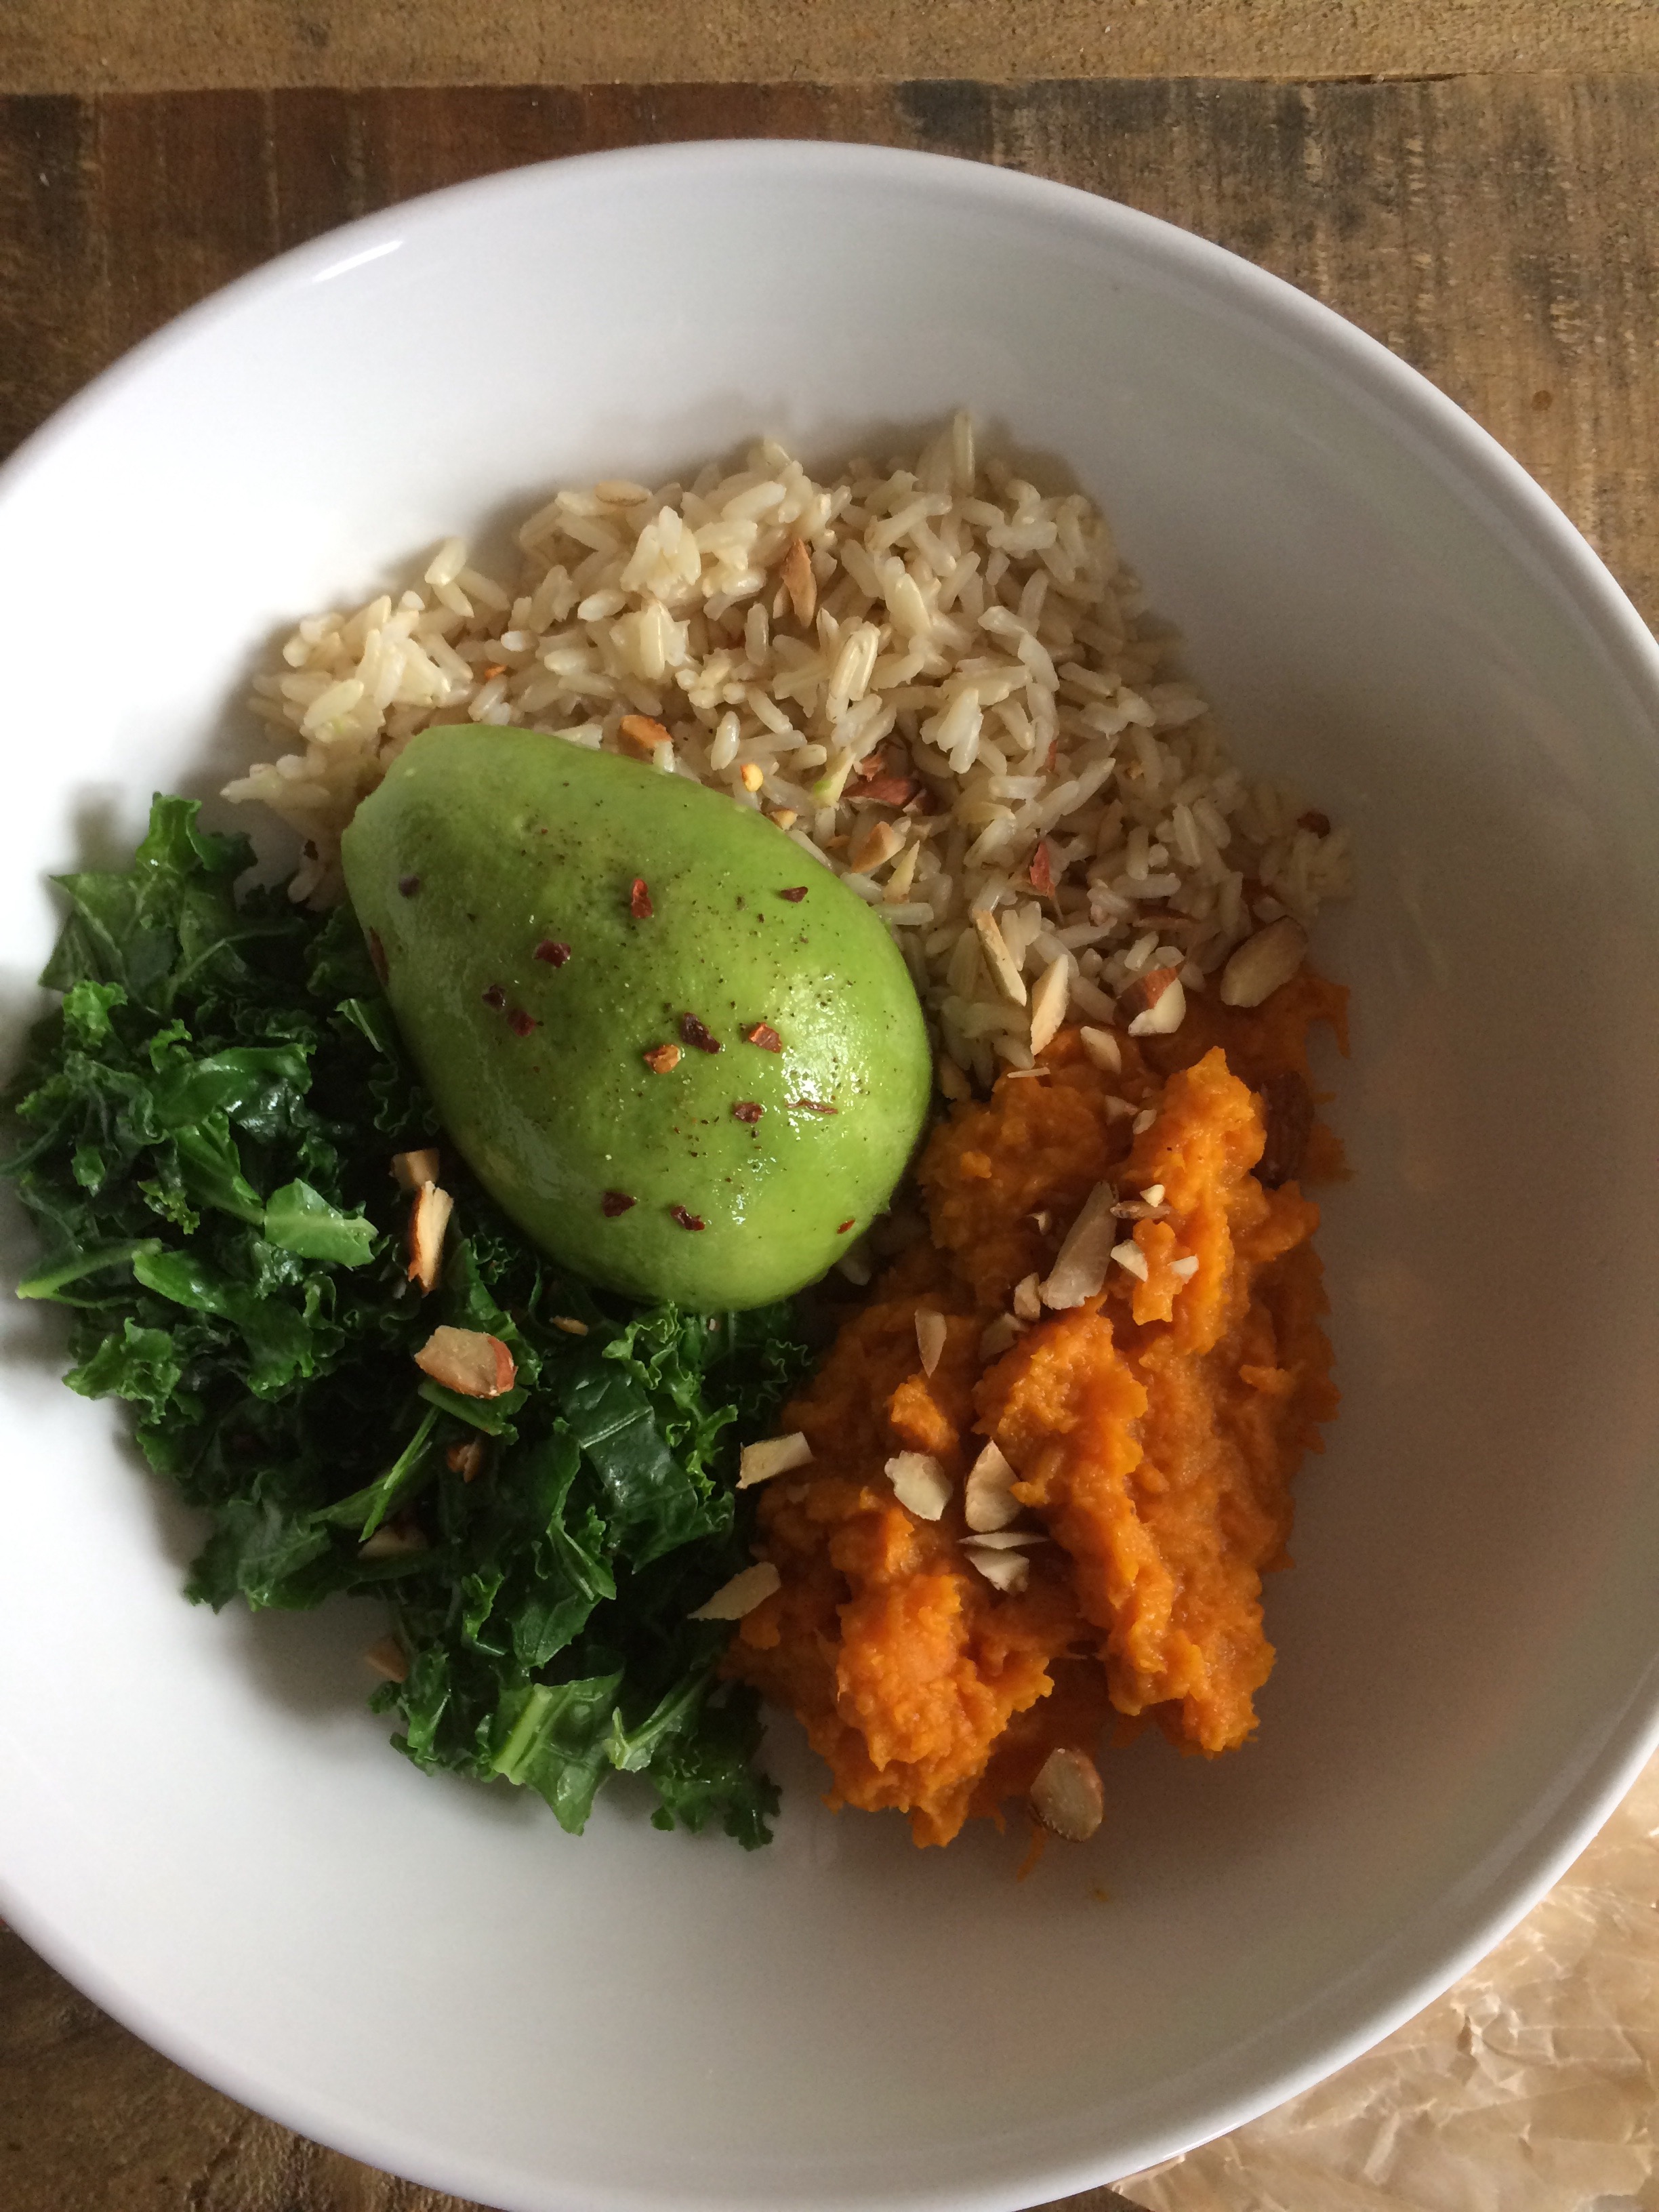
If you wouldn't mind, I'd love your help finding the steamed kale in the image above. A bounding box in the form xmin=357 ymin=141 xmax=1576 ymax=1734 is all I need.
xmin=3 ymin=796 xmax=807 ymax=1846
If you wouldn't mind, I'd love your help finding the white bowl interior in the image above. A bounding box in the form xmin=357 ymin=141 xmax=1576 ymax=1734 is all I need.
xmin=2 ymin=144 xmax=1658 ymax=2212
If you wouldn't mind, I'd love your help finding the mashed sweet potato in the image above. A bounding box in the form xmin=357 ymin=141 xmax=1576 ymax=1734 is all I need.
xmin=726 ymin=975 xmax=1345 ymax=1847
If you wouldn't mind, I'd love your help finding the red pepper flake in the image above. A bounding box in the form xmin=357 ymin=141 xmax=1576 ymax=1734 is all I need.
xmin=792 ymin=1098 xmax=838 ymax=1115
xmin=670 ymin=1205 xmax=706 ymax=1231
xmin=367 ymin=929 xmax=388 ymax=982
xmin=732 ymin=1101 xmax=762 ymax=1124
xmin=507 ymin=1008 xmax=539 ymax=1037
xmin=644 ymin=1043 xmax=681 ymax=1074
xmin=1028 ymin=840 xmax=1054 ymax=897
xmin=482 ymin=984 xmax=506 ymax=1010
xmin=857 ymin=775 xmax=918 ymax=808
xmin=534 ymin=939 xmax=572 ymax=966
xmin=837 ymin=1218 xmax=855 ymax=1234
xmin=680 ymin=1012 xmax=720 ymax=1053
xmin=630 ymin=877 xmax=653 ymax=919
xmin=778 ymin=886 xmax=808 ymax=903
xmin=398 ymin=874 xmax=422 ymax=897
xmin=601 ymin=1190 xmax=637 ymax=1216
xmin=745 ymin=1023 xmax=782 ymax=1052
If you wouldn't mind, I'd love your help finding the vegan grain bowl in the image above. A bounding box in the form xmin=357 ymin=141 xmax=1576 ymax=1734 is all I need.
xmin=5 ymin=412 xmax=1349 ymax=1855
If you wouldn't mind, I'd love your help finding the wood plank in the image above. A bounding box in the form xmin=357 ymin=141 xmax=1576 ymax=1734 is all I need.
xmin=1 ymin=71 xmax=1655 ymax=2212
xmin=7 ymin=0 xmax=1659 ymax=96
xmin=3 ymin=79 xmax=1654 ymax=620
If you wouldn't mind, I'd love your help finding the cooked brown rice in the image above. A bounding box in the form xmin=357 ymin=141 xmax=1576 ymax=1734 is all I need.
xmin=229 ymin=412 xmax=1349 ymax=1092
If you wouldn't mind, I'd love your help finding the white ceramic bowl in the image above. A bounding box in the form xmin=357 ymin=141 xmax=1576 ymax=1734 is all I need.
xmin=3 ymin=141 xmax=1659 ymax=2212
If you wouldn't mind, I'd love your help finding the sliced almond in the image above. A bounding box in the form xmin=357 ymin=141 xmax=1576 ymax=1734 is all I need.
xmin=392 ymin=1147 xmax=441 ymax=1191
xmin=1040 ymin=1182 xmax=1120 ymax=1309
xmin=1171 ymin=1254 xmax=1200 ymax=1282
xmin=1123 ymin=966 xmax=1187 ymax=1037
xmin=1103 ymin=1094 xmax=1136 ymax=1122
xmin=1028 ymin=953 xmax=1071 ymax=1056
xmin=1141 ymin=1183 xmax=1166 ymax=1207
xmin=781 ymin=537 xmax=817 ymax=626
xmin=738 ymin=1431 xmax=813 ymax=1489
xmin=915 ymin=1307 xmax=947 ymax=1376
xmin=1110 ymin=1239 xmax=1150 ymax=1282
xmin=689 ymin=1560 xmax=781 ymax=1622
xmin=363 ymin=1633 xmax=409 ymax=1683
xmin=1220 ymin=917 xmax=1307 ymax=1008
xmin=963 ymin=1528 xmax=1046 ymax=1549
xmin=848 ymin=819 xmax=905 ymax=876
xmin=406 ymin=1180 xmax=453 ymax=1294
xmin=359 ymin=1517 xmax=428 ymax=1561
xmin=1012 ymin=1271 xmax=1043 ymax=1322
xmin=979 ymin=1313 xmax=1026 ymax=1359
xmin=962 ymin=1544 xmax=1030 ymax=1593
xmin=1030 ymin=1746 xmax=1105 ymax=1842
xmin=415 ymin=1326 xmax=516 ymax=1399
xmin=447 ymin=1437 xmax=485 ymax=1482
xmin=972 ymin=909 xmax=1029 ymax=1008
xmin=619 ymin=712 xmax=672 ymax=758
xmin=1079 ymin=1026 xmax=1122 ymax=1076
xmin=885 ymin=1450 xmax=951 ymax=1521
xmin=1132 ymin=1107 xmax=1158 ymax=1134
xmin=964 ymin=1439 xmax=1021 ymax=1532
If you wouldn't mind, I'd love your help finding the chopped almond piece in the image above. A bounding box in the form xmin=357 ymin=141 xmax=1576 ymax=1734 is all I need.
xmin=962 ymin=1544 xmax=1030 ymax=1593
xmin=1040 ymin=1183 xmax=1120 ymax=1309
xmin=392 ymin=1147 xmax=441 ymax=1191
xmin=644 ymin=1042 xmax=681 ymax=1073
xmin=1078 ymin=1026 xmax=1122 ymax=1076
xmin=937 ymin=1057 xmax=970 ymax=1101
xmin=885 ymin=1450 xmax=951 ymax=1521
xmin=848 ymin=819 xmax=905 ymax=876
xmin=915 ymin=1307 xmax=947 ymax=1376
xmin=780 ymin=537 xmax=817 ymax=626
xmin=689 ymin=1561 xmax=781 ymax=1622
xmin=415 ymin=1326 xmax=516 ymax=1399
xmin=964 ymin=1439 xmax=1021 ymax=1532
xmin=359 ymin=1517 xmax=428 ymax=1560
xmin=1111 ymin=1239 xmax=1150 ymax=1282
xmin=1220 ymin=916 xmax=1307 ymax=1008
xmin=1122 ymin=965 xmax=1187 ymax=1036
xmin=1012 ymin=1272 xmax=1043 ymax=1322
xmin=447 ymin=1438 xmax=485 ymax=1481
xmin=406 ymin=1181 xmax=453 ymax=1294
xmin=1028 ymin=953 xmax=1071 ymax=1055
xmin=549 ymin=1315 xmax=589 ymax=1336
xmin=972 ymin=909 xmax=1029 ymax=1007
xmin=963 ymin=1528 xmax=1045 ymax=1550
xmin=1030 ymin=1747 xmax=1105 ymax=1841
xmin=978 ymin=1313 xmax=1026 ymax=1359
xmin=618 ymin=713 xmax=672 ymax=758
xmin=738 ymin=1431 xmax=814 ymax=1489
xmin=740 ymin=762 xmax=765 ymax=793
xmin=364 ymin=1634 xmax=410 ymax=1683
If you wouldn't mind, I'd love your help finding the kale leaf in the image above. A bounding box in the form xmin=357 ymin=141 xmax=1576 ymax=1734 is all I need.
xmin=5 ymin=795 xmax=807 ymax=1846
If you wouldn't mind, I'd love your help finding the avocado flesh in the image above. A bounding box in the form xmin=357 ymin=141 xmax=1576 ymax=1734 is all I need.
xmin=341 ymin=725 xmax=933 ymax=1310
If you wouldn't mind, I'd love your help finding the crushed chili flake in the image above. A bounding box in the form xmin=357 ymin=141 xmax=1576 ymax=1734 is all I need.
xmin=481 ymin=984 xmax=506 ymax=1009
xmin=837 ymin=1218 xmax=855 ymax=1233
xmin=732 ymin=1101 xmax=763 ymax=1124
xmin=670 ymin=1205 xmax=706 ymax=1231
xmin=778 ymin=886 xmax=808 ymax=903
xmin=857 ymin=775 xmax=918 ymax=808
xmin=644 ymin=1042 xmax=681 ymax=1073
xmin=601 ymin=1190 xmax=636 ymax=1216
xmin=397 ymin=874 xmax=422 ymax=897
xmin=447 ymin=1438 xmax=485 ymax=1482
xmin=367 ymin=929 xmax=388 ymax=981
xmin=680 ymin=1012 xmax=720 ymax=1053
xmin=792 ymin=1097 xmax=838 ymax=1114
xmin=1028 ymin=841 xmax=1055 ymax=897
xmin=534 ymin=939 xmax=572 ymax=966
xmin=507 ymin=1008 xmax=538 ymax=1037
xmin=745 ymin=1023 xmax=783 ymax=1051
xmin=630 ymin=877 xmax=653 ymax=919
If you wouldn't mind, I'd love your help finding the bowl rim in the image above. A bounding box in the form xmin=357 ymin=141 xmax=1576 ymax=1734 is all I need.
xmin=3 ymin=133 xmax=1659 ymax=2212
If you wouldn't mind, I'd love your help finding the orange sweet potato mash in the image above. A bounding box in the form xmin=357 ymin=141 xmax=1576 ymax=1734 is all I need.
xmin=726 ymin=975 xmax=1345 ymax=1846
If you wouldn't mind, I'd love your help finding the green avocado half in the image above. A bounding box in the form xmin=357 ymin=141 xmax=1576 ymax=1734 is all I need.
xmin=341 ymin=726 xmax=933 ymax=1309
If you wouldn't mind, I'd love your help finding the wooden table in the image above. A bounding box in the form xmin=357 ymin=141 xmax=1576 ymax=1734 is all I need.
xmin=3 ymin=15 xmax=1657 ymax=2210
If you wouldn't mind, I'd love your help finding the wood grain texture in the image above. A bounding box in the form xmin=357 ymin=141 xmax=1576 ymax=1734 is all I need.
xmin=7 ymin=0 xmax=1659 ymax=94
xmin=2 ymin=78 xmax=1654 ymax=620
xmin=1 ymin=72 xmax=1654 ymax=2212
